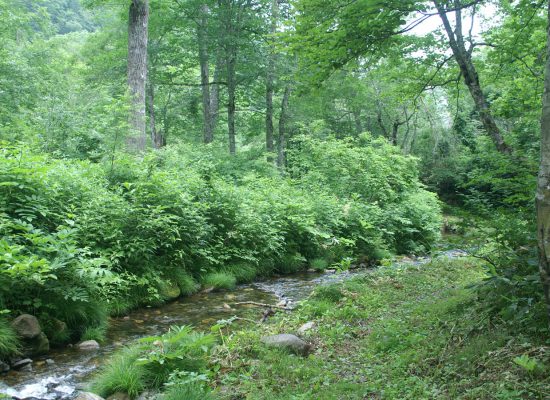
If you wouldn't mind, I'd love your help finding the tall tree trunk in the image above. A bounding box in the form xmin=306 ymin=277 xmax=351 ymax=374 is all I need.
xmin=147 ymin=82 xmax=163 ymax=148
xmin=277 ymin=86 xmax=291 ymax=169
xmin=434 ymin=0 xmax=511 ymax=154
xmin=198 ymin=4 xmax=213 ymax=144
xmin=391 ymin=120 xmax=399 ymax=146
xmin=353 ymin=108 xmax=362 ymax=135
xmin=127 ymin=0 xmax=149 ymax=151
xmin=536 ymin=2 xmax=550 ymax=324
xmin=226 ymin=43 xmax=237 ymax=155
xmin=265 ymin=0 xmax=279 ymax=157
xmin=210 ymin=53 xmax=222 ymax=129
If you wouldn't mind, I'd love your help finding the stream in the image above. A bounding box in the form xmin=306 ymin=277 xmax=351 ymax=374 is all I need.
xmin=0 ymin=249 xmax=465 ymax=400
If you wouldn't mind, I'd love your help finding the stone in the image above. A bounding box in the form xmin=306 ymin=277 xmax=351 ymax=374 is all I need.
xmin=223 ymin=303 xmax=232 ymax=310
xmin=11 ymin=315 xmax=41 ymax=339
xmin=45 ymin=359 xmax=55 ymax=366
xmin=74 ymin=392 xmax=105 ymax=400
xmin=26 ymin=332 xmax=49 ymax=356
xmin=0 ymin=360 xmax=9 ymax=373
xmin=297 ymin=321 xmax=315 ymax=335
xmin=260 ymin=334 xmax=311 ymax=356
xmin=136 ymin=391 xmax=157 ymax=400
xmin=11 ymin=358 xmax=32 ymax=370
xmin=159 ymin=280 xmax=181 ymax=301
xmin=106 ymin=392 xmax=131 ymax=400
xmin=77 ymin=340 xmax=100 ymax=351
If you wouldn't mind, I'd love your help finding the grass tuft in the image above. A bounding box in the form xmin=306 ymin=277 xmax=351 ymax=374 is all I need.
xmin=310 ymin=257 xmax=329 ymax=272
xmin=226 ymin=262 xmax=257 ymax=283
xmin=0 ymin=319 xmax=19 ymax=359
xmin=201 ymin=272 xmax=236 ymax=291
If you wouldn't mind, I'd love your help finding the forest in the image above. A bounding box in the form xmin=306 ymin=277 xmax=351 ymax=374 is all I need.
xmin=0 ymin=0 xmax=549 ymax=399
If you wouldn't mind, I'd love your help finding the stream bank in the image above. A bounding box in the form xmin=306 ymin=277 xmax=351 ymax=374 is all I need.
xmin=0 ymin=268 xmax=365 ymax=400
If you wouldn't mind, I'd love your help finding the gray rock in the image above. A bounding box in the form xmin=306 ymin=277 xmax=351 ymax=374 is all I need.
xmin=26 ymin=332 xmax=49 ymax=356
xmin=11 ymin=358 xmax=32 ymax=370
xmin=0 ymin=360 xmax=9 ymax=373
xmin=11 ymin=315 xmax=41 ymax=339
xmin=45 ymin=358 xmax=55 ymax=366
xmin=297 ymin=321 xmax=315 ymax=335
xmin=74 ymin=392 xmax=105 ymax=400
xmin=136 ymin=391 xmax=157 ymax=400
xmin=77 ymin=340 xmax=100 ymax=351
xmin=261 ymin=334 xmax=311 ymax=356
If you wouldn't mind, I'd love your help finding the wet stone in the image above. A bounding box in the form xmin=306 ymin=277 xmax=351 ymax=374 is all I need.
xmin=12 ymin=358 xmax=33 ymax=370
xmin=0 ymin=360 xmax=9 ymax=373
xmin=74 ymin=392 xmax=105 ymax=400
xmin=77 ymin=340 xmax=100 ymax=351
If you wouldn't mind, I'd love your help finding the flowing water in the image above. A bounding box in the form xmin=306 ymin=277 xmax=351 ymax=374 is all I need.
xmin=0 ymin=249 xmax=466 ymax=400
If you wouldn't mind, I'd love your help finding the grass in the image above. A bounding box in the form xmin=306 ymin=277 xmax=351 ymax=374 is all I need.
xmin=225 ymin=262 xmax=257 ymax=283
xmin=90 ymin=326 xmax=215 ymax=399
xmin=90 ymin=347 xmax=145 ymax=399
xmin=159 ymin=383 xmax=214 ymax=400
xmin=213 ymin=257 xmax=550 ymax=399
xmin=81 ymin=325 xmax=107 ymax=343
xmin=201 ymin=272 xmax=237 ymax=291
xmin=310 ymin=257 xmax=329 ymax=272
xmin=0 ymin=318 xmax=19 ymax=359
xmin=172 ymin=270 xmax=200 ymax=296
xmin=276 ymin=253 xmax=306 ymax=274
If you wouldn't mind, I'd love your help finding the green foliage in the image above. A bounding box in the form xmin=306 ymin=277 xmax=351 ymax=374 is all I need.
xmin=159 ymin=382 xmax=214 ymax=400
xmin=91 ymin=346 xmax=146 ymax=399
xmin=91 ymin=326 xmax=214 ymax=398
xmin=81 ymin=325 xmax=107 ymax=343
xmin=225 ymin=262 xmax=257 ymax=283
xmin=310 ymin=258 xmax=329 ymax=272
xmin=170 ymin=270 xmax=199 ymax=296
xmin=201 ymin=272 xmax=237 ymax=291
xmin=0 ymin=318 xmax=20 ymax=360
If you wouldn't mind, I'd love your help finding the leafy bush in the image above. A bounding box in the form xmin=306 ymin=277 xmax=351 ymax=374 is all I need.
xmin=310 ymin=258 xmax=329 ymax=272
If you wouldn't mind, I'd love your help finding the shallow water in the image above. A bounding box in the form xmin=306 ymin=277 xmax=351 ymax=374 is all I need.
xmin=0 ymin=249 xmax=466 ymax=399
xmin=0 ymin=268 xmax=365 ymax=399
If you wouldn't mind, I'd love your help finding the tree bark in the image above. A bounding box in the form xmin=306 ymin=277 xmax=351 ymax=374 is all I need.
xmin=536 ymin=2 xmax=550 ymax=325
xmin=434 ymin=0 xmax=511 ymax=154
xmin=147 ymin=82 xmax=163 ymax=148
xmin=227 ymin=42 xmax=236 ymax=155
xmin=277 ymin=86 xmax=291 ymax=169
xmin=127 ymin=0 xmax=149 ymax=151
xmin=198 ymin=4 xmax=213 ymax=144
xmin=210 ymin=52 xmax=222 ymax=129
xmin=265 ymin=0 xmax=279 ymax=157
xmin=391 ymin=120 xmax=399 ymax=146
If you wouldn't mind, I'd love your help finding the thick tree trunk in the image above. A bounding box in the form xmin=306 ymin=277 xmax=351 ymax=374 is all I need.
xmin=198 ymin=4 xmax=213 ymax=144
xmin=391 ymin=120 xmax=399 ymax=146
xmin=277 ymin=86 xmax=291 ymax=168
xmin=147 ymin=83 xmax=163 ymax=148
xmin=536 ymin=2 xmax=550 ymax=324
xmin=127 ymin=0 xmax=149 ymax=151
xmin=434 ymin=0 xmax=511 ymax=154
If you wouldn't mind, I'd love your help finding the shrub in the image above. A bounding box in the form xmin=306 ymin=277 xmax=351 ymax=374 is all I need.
xmin=311 ymin=285 xmax=344 ymax=303
xmin=201 ymin=272 xmax=237 ymax=291
xmin=171 ymin=270 xmax=200 ymax=296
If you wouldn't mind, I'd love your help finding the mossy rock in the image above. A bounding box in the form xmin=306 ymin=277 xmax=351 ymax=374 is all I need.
xmin=159 ymin=280 xmax=181 ymax=301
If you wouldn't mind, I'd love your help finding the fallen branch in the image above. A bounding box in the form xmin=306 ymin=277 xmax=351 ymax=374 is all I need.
xmin=233 ymin=301 xmax=290 ymax=310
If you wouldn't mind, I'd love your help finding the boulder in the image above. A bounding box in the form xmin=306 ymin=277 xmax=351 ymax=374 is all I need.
xmin=260 ymin=334 xmax=311 ymax=356
xmin=11 ymin=358 xmax=32 ymax=370
xmin=74 ymin=392 xmax=105 ymax=400
xmin=159 ymin=280 xmax=181 ymax=301
xmin=26 ymin=332 xmax=49 ymax=356
xmin=77 ymin=340 xmax=100 ymax=351
xmin=11 ymin=315 xmax=41 ymax=339
xmin=297 ymin=321 xmax=315 ymax=335
xmin=0 ymin=360 xmax=9 ymax=373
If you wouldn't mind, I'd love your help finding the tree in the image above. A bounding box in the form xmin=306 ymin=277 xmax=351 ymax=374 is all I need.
xmin=536 ymin=0 xmax=550 ymax=324
xmin=127 ymin=0 xmax=149 ymax=151
xmin=289 ymin=0 xmax=512 ymax=154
